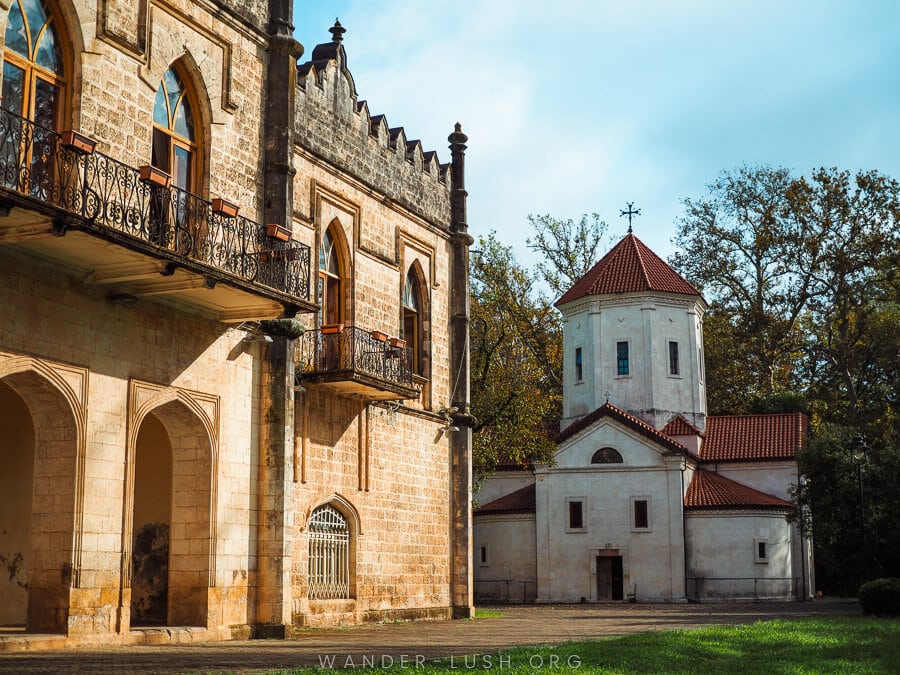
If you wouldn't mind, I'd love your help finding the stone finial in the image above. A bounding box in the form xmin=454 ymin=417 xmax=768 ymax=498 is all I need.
xmin=330 ymin=19 xmax=346 ymax=43
xmin=448 ymin=122 xmax=468 ymax=146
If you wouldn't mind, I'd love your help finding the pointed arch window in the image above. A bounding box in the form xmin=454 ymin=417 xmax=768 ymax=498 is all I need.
xmin=152 ymin=67 xmax=197 ymax=192
xmin=402 ymin=267 xmax=424 ymax=375
xmin=319 ymin=226 xmax=344 ymax=326
xmin=2 ymin=0 xmax=65 ymax=128
xmin=307 ymin=504 xmax=350 ymax=599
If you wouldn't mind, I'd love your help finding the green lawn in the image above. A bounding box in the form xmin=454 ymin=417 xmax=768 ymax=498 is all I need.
xmin=279 ymin=617 xmax=899 ymax=674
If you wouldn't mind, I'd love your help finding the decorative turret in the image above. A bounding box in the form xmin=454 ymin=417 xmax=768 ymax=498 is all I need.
xmin=556 ymin=232 xmax=708 ymax=432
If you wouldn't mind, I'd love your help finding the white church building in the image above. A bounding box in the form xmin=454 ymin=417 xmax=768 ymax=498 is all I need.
xmin=474 ymin=233 xmax=814 ymax=603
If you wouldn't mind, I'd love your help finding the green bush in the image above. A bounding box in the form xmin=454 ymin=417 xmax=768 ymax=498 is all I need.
xmin=858 ymin=578 xmax=900 ymax=617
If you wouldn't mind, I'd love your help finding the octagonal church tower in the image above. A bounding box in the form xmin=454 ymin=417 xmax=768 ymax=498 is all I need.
xmin=555 ymin=233 xmax=708 ymax=432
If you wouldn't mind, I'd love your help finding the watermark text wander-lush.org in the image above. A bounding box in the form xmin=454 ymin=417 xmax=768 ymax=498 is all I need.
xmin=316 ymin=652 xmax=583 ymax=670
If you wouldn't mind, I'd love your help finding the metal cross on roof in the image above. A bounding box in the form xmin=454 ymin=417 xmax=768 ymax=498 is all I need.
xmin=620 ymin=202 xmax=641 ymax=233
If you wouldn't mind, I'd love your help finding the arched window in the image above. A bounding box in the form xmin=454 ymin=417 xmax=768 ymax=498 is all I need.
xmin=402 ymin=267 xmax=424 ymax=375
xmin=319 ymin=225 xmax=344 ymax=325
xmin=307 ymin=504 xmax=350 ymax=599
xmin=591 ymin=447 xmax=623 ymax=464
xmin=152 ymin=67 xmax=197 ymax=192
xmin=2 ymin=0 xmax=65 ymax=128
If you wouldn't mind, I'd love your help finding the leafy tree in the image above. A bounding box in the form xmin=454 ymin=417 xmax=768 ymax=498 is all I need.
xmin=675 ymin=165 xmax=900 ymax=590
xmin=672 ymin=165 xmax=824 ymax=396
xmin=471 ymin=215 xmax=608 ymax=483
xmin=526 ymin=213 xmax=609 ymax=299
xmin=471 ymin=233 xmax=560 ymax=481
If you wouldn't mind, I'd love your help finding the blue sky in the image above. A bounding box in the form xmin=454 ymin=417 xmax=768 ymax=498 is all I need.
xmin=292 ymin=1 xmax=900 ymax=266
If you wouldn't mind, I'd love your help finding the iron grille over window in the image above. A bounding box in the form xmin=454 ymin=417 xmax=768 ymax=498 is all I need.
xmin=307 ymin=504 xmax=350 ymax=599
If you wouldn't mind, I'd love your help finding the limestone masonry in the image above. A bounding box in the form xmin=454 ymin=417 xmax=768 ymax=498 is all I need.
xmin=0 ymin=0 xmax=473 ymax=644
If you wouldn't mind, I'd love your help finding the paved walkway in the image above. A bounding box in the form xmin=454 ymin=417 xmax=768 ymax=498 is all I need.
xmin=0 ymin=600 xmax=859 ymax=673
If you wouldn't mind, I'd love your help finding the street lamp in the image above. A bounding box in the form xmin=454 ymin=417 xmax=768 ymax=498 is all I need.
xmin=849 ymin=435 xmax=869 ymax=580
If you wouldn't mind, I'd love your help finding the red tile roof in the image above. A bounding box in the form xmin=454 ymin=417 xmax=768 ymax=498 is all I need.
xmin=661 ymin=415 xmax=705 ymax=438
xmin=701 ymin=413 xmax=808 ymax=462
xmin=556 ymin=233 xmax=702 ymax=306
xmin=475 ymin=483 xmax=536 ymax=515
xmin=556 ymin=402 xmax=687 ymax=453
xmin=685 ymin=468 xmax=794 ymax=511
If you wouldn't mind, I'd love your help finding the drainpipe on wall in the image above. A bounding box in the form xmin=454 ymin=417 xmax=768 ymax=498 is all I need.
xmin=681 ymin=458 xmax=690 ymax=601
xmin=448 ymin=123 xmax=474 ymax=619
xmin=797 ymin=462 xmax=808 ymax=600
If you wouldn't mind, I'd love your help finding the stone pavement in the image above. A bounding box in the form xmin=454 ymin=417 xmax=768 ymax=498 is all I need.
xmin=0 ymin=600 xmax=859 ymax=674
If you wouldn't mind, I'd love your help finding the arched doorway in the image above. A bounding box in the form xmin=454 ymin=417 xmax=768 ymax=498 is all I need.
xmin=0 ymin=371 xmax=78 ymax=633
xmin=129 ymin=399 xmax=212 ymax=628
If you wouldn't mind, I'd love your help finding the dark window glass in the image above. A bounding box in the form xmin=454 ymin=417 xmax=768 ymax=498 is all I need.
xmin=480 ymin=546 xmax=487 ymax=564
xmin=22 ymin=0 xmax=48 ymax=55
xmin=568 ymin=501 xmax=583 ymax=529
xmin=575 ymin=347 xmax=583 ymax=381
xmin=758 ymin=541 xmax=767 ymax=559
xmin=34 ymin=16 xmax=60 ymax=71
xmin=617 ymin=341 xmax=629 ymax=376
xmin=4 ymin=1 xmax=28 ymax=58
xmin=2 ymin=61 xmax=25 ymax=116
xmin=634 ymin=500 xmax=648 ymax=529
xmin=591 ymin=447 xmax=623 ymax=464
xmin=669 ymin=341 xmax=679 ymax=376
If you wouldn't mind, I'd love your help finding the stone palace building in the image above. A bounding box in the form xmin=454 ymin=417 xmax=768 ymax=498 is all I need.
xmin=0 ymin=0 xmax=473 ymax=645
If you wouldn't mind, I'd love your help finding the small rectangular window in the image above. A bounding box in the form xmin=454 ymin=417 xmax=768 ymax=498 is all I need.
xmin=669 ymin=341 xmax=680 ymax=376
xmin=755 ymin=539 xmax=768 ymax=563
xmin=617 ymin=341 xmax=629 ymax=376
xmin=575 ymin=347 xmax=583 ymax=381
xmin=634 ymin=499 xmax=648 ymax=529
xmin=479 ymin=545 xmax=489 ymax=566
xmin=568 ymin=500 xmax=583 ymax=530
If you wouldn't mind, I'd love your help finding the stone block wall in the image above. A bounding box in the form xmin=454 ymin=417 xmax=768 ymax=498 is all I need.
xmin=294 ymin=39 xmax=452 ymax=232
xmin=0 ymin=253 xmax=264 ymax=635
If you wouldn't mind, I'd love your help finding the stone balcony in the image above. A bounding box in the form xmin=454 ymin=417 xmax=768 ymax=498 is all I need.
xmin=295 ymin=326 xmax=422 ymax=401
xmin=0 ymin=108 xmax=314 ymax=322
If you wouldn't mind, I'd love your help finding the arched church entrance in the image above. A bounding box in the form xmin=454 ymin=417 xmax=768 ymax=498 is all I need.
xmin=129 ymin=400 xmax=212 ymax=628
xmin=0 ymin=373 xmax=78 ymax=633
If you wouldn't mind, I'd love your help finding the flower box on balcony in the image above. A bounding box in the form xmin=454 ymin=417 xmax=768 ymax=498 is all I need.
xmin=211 ymin=197 xmax=240 ymax=218
xmin=139 ymin=164 xmax=171 ymax=188
xmin=60 ymin=130 xmax=97 ymax=154
xmin=389 ymin=337 xmax=407 ymax=349
xmin=321 ymin=323 xmax=344 ymax=335
xmin=371 ymin=330 xmax=389 ymax=342
xmin=266 ymin=223 xmax=292 ymax=241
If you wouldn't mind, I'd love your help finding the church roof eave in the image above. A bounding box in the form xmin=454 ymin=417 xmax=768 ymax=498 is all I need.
xmin=556 ymin=402 xmax=689 ymax=454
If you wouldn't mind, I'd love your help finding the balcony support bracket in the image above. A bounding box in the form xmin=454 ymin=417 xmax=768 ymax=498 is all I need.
xmin=52 ymin=218 xmax=69 ymax=237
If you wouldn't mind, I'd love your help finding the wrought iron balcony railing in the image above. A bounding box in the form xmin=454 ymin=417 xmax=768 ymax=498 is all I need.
xmin=295 ymin=326 xmax=419 ymax=395
xmin=0 ymin=107 xmax=310 ymax=300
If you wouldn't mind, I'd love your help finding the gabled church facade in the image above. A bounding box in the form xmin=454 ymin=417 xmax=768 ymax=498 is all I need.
xmin=474 ymin=234 xmax=813 ymax=603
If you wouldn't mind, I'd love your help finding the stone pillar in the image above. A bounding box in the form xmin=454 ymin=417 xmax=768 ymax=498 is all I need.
xmin=263 ymin=0 xmax=303 ymax=231
xmin=252 ymin=0 xmax=302 ymax=637
xmin=253 ymin=337 xmax=295 ymax=636
xmin=448 ymin=123 xmax=474 ymax=619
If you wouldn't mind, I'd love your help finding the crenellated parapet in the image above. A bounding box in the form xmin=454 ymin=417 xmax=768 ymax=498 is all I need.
xmin=294 ymin=21 xmax=452 ymax=229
